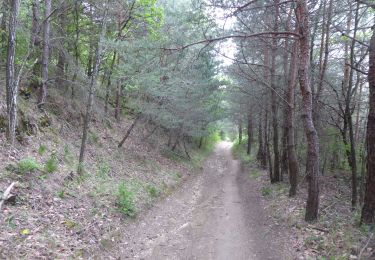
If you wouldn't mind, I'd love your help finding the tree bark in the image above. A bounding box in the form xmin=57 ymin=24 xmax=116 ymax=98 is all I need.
xmin=118 ymin=116 xmax=140 ymax=148
xmin=287 ymin=41 xmax=300 ymax=197
xmin=104 ymin=52 xmax=117 ymax=114
xmin=114 ymin=80 xmax=122 ymax=121
xmin=78 ymin=4 xmax=108 ymax=174
xmin=257 ymin=109 xmax=267 ymax=169
xmin=247 ymin=112 xmax=253 ymax=155
xmin=313 ymin=0 xmax=333 ymax=127
xmin=5 ymin=0 xmax=21 ymax=145
xmin=270 ymin=0 xmax=280 ymax=183
xmin=37 ymin=0 xmax=51 ymax=108
xmin=346 ymin=2 xmax=360 ymax=209
xmin=238 ymin=119 xmax=243 ymax=143
xmin=361 ymin=20 xmax=375 ymax=224
xmin=56 ymin=0 xmax=67 ymax=89
xmin=296 ymin=0 xmax=321 ymax=222
xmin=0 ymin=0 xmax=8 ymax=60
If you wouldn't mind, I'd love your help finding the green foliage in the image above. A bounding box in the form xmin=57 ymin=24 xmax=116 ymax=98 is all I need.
xmin=89 ymin=131 xmax=100 ymax=144
xmin=44 ymin=154 xmax=58 ymax=173
xmin=260 ymin=186 xmax=271 ymax=196
xmin=63 ymin=145 xmax=74 ymax=164
xmin=232 ymin=139 xmax=252 ymax=164
xmin=57 ymin=190 xmax=65 ymax=199
xmin=250 ymin=170 xmax=260 ymax=178
xmin=97 ymin=161 xmax=111 ymax=178
xmin=38 ymin=144 xmax=47 ymax=155
xmin=17 ymin=157 xmax=40 ymax=174
xmin=116 ymin=182 xmax=136 ymax=217
xmin=147 ymin=185 xmax=159 ymax=198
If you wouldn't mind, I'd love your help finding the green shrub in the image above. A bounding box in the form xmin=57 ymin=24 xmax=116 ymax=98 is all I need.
xmin=116 ymin=182 xmax=136 ymax=217
xmin=232 ymin=139 xmax=252 ymax=163
xmin=260 ymin=186 xmax=271 ymax=196
xmin=147 ymin=185 xmax=159 ymax=198
xmin=97 ymin=161 xmax=110 ymax=177
xmin=45 ymin=154 xmax=58 ymax=173
xmin=38 ymin=144 xmax=47 ymax=155
xmin=63 ymin=145 xmax=74 ymax=164
xmin=89 ymin=131 xmax=100 ymax=144
xmin=57 ymin=189 xmax=65 ymax=199
xmin=250 ymin=170 xmax=260 ymax=178
xmin=17 ymin=157 xmax=40 ymax=174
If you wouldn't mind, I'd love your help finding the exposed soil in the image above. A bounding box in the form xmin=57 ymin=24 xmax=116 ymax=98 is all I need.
xmin=98 ymin=141 xmax=292 ymax=259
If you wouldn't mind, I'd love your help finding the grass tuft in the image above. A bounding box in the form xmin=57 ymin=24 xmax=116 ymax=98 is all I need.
xmin=38 ymin=144 xmax=47 ymax=155
xmin=116 ymin=182 xmax=136 ymax=217
xmin=17 ymin=157 xmax=40 ymax=174
xmin=45 ymin=154 xmax=58 ymax=173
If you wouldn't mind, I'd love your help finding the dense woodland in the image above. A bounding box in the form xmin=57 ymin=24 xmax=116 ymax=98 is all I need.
xmin=1 ymin=0 xmax=375 ymax=257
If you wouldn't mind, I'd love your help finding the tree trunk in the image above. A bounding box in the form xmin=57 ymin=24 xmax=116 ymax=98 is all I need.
xmin=313 ymin=0 xmax=333 ymax=126
xmin=78 ymin=4 xmax=108 ymax=174
xmin=104 ymin=52 xmax=117 ymax=114
xmin=56 ymin=0 xmax=67 ymax=89
xmin=37 ymin=0 xmax=51 ymax=108
xmin=296 ymin=0 xmax=321 ymax=222
xmin=29 ymin=0 xmax=41 ymax=92
xmin=71 ymin=1 xmax=81 ymax=98
xmin=265 ymin=108 xmax=273 ymax=181
xmin=238 ymin=119 xmax=243 ymax=143
xmin=114 ymin=80 xmax=122 ymax=121
xmin=361 ymin=21 xmax=375 ymax=224
xmin=287 ymin=41 xmax=300 ymax=197
xmin=118 ymin=116 xmax=140 ymax=148
xmin=247 ymin=112 xmax=253 ymax=155
xmin=270 ymin=0 xmax=280 ymax=183
xmin=281 ymin=10 xmax=292 ymax=181
xmin=199 ymin=136 xmax=203 ymax=149
xmin=347 ymin=2 xmax=360 ymax=209
xmin=0 ymin=0 xmax=8 ymax=60
xmin=5 ymin=0 xmax=20 ymax=145
xmin=257 ymin=109 xmax=267 ymax=169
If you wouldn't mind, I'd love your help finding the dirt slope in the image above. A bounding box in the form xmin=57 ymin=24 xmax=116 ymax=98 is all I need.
xmin=102 ymin=141 xmax=292 ymax=259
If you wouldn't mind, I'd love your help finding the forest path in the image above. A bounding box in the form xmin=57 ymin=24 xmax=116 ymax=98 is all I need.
xmin=117 ymin=142 xmax=291 ymax=259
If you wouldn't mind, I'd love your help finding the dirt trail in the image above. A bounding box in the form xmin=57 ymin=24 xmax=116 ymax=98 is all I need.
xmin=111 ymin=142 xmax=291 ymax=259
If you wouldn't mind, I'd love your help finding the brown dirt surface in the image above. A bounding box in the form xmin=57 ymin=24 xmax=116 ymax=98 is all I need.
xmin=97 ymin=141 xmax=293 ymax=259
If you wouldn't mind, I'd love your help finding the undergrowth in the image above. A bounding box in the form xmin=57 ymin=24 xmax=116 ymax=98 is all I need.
xmin=116 ymin=182 xmax=136 ymax=218
xmin=16 ymin=157 xmax=40 ymax=174
xmin=231 ymin=138 xmax=253 ymax=164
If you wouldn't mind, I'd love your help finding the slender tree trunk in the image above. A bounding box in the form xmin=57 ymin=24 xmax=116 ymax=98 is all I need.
xmin=281 ymin=10 xmax=292 ymax=181
xmin=361 ymin=19 xmax=375 ymax=224
xmin=37 ymin=0 xmax=51 ymax=108
xmin=78 ymin=4 xmax=108 ymax=174
xmin=114 ymin=81 xmax=122 ymax=121
xmin=71 ymin=1 xmax=81 ymax=98
xmin=238 ymin=119 xmax=243 ymax=143
xmin=29 ymin=0 xmax=41 ymax=92
xmin=313 ymin=0 xmax=333 ymax=127
xmin=270 ymin=0 xmax=280 ymax=183
xmin=309 ymin=0 xmax=324 ymax=92
xmin=296 ymin=0 xmax=321 ymax=222
xmin=257 ymin=109 xmax=267 ymax=169
xmin=247 ymin=112 xmax=253 ymax=155
xmin=287 ymin=41 xmax=300 ymax=197
xmin=355 ymin=76 xmax=364 ymax=143
xmin=56 ymin=0 xmax=67 ymax=89
xmin=104 ymin=52 xmax=117 ymax=114
xmin=265 ymin=108 xmax=273 ymax=181
xmin=5 ymin=0 xmax=20 ymax=145
xmin=118 ymin=116 xmax=140 ymax=148
xmin=1 ymin=0 xmax=8 ymax=60
xmin=347 ymin=3 xmax=360 ymax=209
xmin=199 ymin=136 xmax=203 ymax=149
